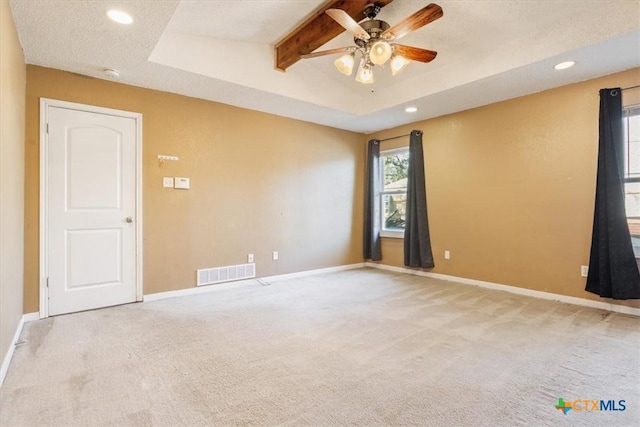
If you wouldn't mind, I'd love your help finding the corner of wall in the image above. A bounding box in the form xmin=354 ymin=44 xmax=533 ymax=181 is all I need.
xmin=0 ymin=0 xmax=27 ymax=379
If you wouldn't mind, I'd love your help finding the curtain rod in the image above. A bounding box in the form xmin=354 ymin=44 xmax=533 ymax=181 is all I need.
xmin=623 ymin=85 xmax=640 ymax=91
xmin=379 ymin=133 xmax=411 ymax=142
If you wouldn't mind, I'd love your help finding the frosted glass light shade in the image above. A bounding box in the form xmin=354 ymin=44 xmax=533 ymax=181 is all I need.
xmin=390 ymin=55 xmax=410 ymax=75
xmin=369 ymin=40 xmax=392 ymax=65
xmin=334 ymin=53 xmax=355 ymax=75
xmin=355 ymin=60 xmax=374 ymax=84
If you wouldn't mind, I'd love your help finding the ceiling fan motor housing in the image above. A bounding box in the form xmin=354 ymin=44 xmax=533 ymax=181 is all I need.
xmin=354 ymin=19 xmax=390 ymax=47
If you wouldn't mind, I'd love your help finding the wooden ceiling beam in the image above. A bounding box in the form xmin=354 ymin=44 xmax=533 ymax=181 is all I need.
xmin=274 ymin=0 xmax=394 ymax=72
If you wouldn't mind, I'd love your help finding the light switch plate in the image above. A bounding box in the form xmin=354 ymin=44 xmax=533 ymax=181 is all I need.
xmin=163 ymin=177 xmax=174 ymax=188
xmin=174 ymin=177 xmax=190 ymax=189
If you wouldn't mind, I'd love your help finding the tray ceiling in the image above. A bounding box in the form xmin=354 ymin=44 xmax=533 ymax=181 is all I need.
xmin=10 ymin=0 xmax=640 ymax=133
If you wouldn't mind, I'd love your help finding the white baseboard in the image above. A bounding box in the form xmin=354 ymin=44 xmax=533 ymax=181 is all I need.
xmin=1 ymin=312 xmax=39 ymax=388
xmin=143 ymin=277 xmax=258 ymax=302
xmin=261 ymin=263 xmax=366 ymax=282
xmin=144 ymin=263 xmax=366 ymax=302
xmin=366 ymin=263 xmax=640 ymax=317
xmin=22 ymin=312 xmax=39 ymax=322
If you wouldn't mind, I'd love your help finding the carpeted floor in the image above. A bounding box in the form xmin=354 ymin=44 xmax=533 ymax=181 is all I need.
xmin=1 ymin=268 xmax=639 ymax=426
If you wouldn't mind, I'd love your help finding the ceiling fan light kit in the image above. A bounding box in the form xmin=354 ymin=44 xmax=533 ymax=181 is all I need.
xmin=356 ymin=60 xmax=375 ymax=84
xmin=369 ymin=40 xmax=393 ymax=65
xmin=302 ymin=3 xmax=443 ymax=84
xmin=390 ymin=54 xmax=411 ymax=75
xmin=335 ymin=52 xmax=356 ymax=75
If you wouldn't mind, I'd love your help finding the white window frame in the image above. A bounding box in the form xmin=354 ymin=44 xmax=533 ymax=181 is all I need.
xmin=380 ymin=147 xmax=409 ymax=239
xmin=624 ymin=104 xmax=640 ymax=258
xmin=624 ymin=105 xmax=640 ymax=181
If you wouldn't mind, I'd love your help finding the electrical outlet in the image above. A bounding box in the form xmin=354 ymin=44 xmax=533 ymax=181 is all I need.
xmin=581 ymin=265 xmax=589 ymax=277
xmin=273 ymin=251 xmax=278 ymax=261
xmin=248 ymin=254 xmax=254 ymax=263
xmin=444 ymin=250 xmax=450 ymax=260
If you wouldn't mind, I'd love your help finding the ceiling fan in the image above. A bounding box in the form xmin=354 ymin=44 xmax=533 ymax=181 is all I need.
xmin=302 ymin=3 xmax=443 ymax=84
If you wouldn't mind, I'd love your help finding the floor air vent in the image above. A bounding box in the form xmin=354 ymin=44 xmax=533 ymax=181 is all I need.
xmin=197 ymin=263 xmax=256 ymax=286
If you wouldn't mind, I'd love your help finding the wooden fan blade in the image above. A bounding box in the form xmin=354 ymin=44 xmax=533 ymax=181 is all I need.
xmin=326 ymin=9 xmax=370 ymax=40
xmin=274 ymin=0 xmax=393 ymax=71
xmin=302 ymin=47 xmax=353 ymax=59
xmin=393 ymin=45 xmax=437 ymax=63
xmin=382 ymin=3 xmax=443 ymax=41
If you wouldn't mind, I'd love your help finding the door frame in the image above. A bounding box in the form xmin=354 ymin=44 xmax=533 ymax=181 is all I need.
xmin=39 ymin=98 xmax=143 ymax=318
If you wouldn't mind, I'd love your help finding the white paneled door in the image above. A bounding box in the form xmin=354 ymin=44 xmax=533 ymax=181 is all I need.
xmin=45 ymin=105 xmax=139 ymax=316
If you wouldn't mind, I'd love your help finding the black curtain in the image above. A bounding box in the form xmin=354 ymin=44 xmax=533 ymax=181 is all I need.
xmin=404 ymin=130 xmax=434 ymax=268
xmin=364 ymin=139 xmax=382 ymax=261
xmin=586 ymin=88 xmax=640 ymax=299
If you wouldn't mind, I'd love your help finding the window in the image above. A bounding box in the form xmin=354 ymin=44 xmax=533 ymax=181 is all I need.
xmin=381 ymin=148 xmax=409 ymax=238
xmin=623 ymin=105 xmax=640 ymax=257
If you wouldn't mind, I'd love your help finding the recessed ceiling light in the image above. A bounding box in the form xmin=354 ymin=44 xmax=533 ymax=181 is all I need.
xmin=554 ymin=61 xmax=575 ymax=70
xmin=405 ymin=107 xmax=418 ymax=113
xmin=107 ymin=9 xmax=133 ymax=25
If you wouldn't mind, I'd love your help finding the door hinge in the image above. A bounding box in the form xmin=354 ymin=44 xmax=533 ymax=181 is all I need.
xmin=46 ymin=277 xmax=49 ymax=288
xmin=46 ymin=123 xmax=49 ymax=134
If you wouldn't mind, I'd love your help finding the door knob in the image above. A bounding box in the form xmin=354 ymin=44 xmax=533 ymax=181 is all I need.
xmin=125 ymin=216 xmax=133 ymax=223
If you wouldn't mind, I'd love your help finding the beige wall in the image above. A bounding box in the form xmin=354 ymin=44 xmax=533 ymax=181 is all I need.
xmin=20 ymin=63 xmax=640 ymax=314
xmin=24 ymin=66 xmax=365 ymax=312
xmin=368 ymin=68 xmax=640 ymax=309
xmin=0 ymin=0 xmax=26 ymax=365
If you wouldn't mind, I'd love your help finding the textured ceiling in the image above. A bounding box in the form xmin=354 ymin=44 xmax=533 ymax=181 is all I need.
xmin=10 ymin=0 xmax=640 ymax=133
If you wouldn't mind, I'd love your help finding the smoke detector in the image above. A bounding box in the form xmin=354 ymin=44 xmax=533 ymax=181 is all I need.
xmin=103 ymin=68 xmax=120 ymax=79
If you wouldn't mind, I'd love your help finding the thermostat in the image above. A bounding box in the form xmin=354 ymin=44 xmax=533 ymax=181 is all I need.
xmin=174 ymin=177 xmax=190 ymax=189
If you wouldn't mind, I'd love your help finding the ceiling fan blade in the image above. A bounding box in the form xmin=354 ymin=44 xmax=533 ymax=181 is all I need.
xmin=275 ymin=0 xmax=394 ymax=71
xmin=382 ymin=3 xmax=443 ymax=41
xmin=326 ymin=9 xmax=370 ymax=40
xmin=302 ymin=47 xmax=354 ymax=59
xmin=393 ymin=45 xmax=437 ymax=63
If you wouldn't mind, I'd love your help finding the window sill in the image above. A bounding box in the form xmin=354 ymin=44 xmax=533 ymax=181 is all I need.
xmin=381 ymin=230 xmax=404 ymax=239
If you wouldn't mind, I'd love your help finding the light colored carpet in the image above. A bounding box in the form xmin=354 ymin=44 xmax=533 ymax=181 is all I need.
xmin=1 ymin=268 xmax=639 ymax=426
